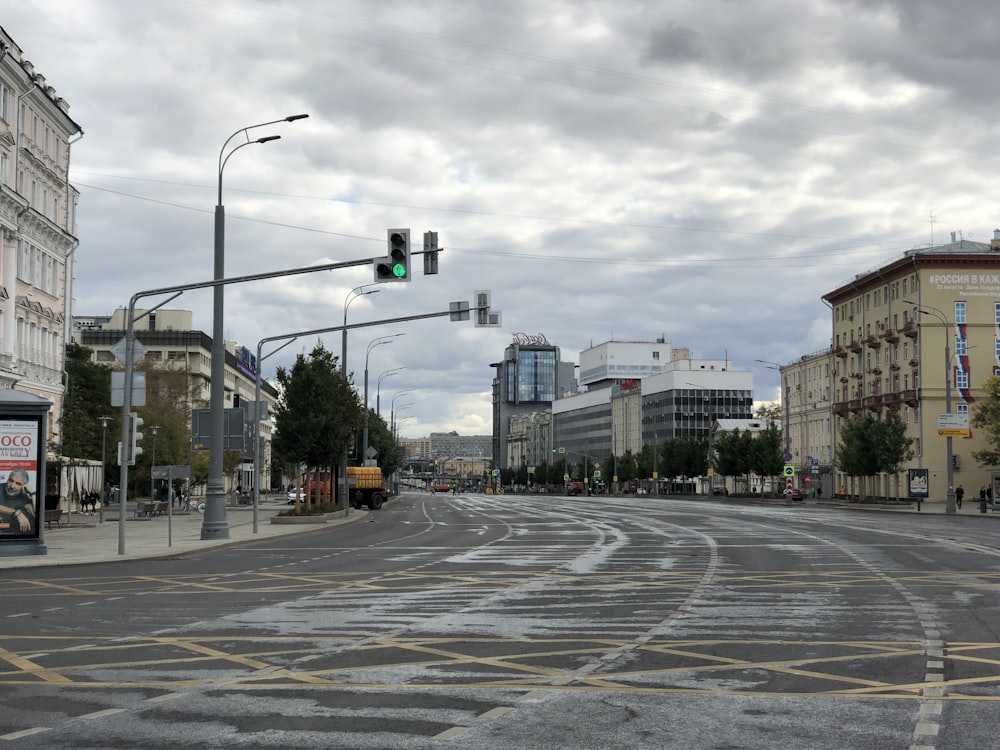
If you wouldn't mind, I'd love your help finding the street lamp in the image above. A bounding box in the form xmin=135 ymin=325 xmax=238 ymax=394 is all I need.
xmin=342 ymin=284 xmax=380 ymax=377
xmin=756 ymin=360 xmax=790 ymax=457
xmin=98 ymin=415 xmax=111 ymax=524
xmin=914 ymin=304 xmax=957 ymax=515
xmin=149 ymin=424 xmax=159 ymax=500
xmin=377 ymin=367 xmax=405 ymax=415
xmin=363 ymin=334 xmax=404 ymax=465
xmin=252 ymin=335 xmax=299 ymax=533
xmin=206 ymin=113 xmax=308 ymax=542
xmin=390 ymin=390 xmax=414 ymax=433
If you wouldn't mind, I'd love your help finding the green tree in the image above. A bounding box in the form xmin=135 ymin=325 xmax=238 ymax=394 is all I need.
xmin=755 ymin=402 xmax=782 ymax=420
xmin=748 ymin=423 xmax=784 ymax=492
xmin=972 ymin=375 xmax=1000 ymax=466
xmin=272 ymin=343 xmax=362 ymax=508
xmin=878 ymin=408 xmax=915 ymax=500
xmin=835 ymin=411 xmax=886 ymax=500
xmin=61 ymin=342 xmax=115 ymax=461
xmin=714 ymin=429 xmax=753 ymax=489
xmin=363 ymin=408 xmax=401 ymax=476
xmin=617 ymin=450 xmax=638 ymax=483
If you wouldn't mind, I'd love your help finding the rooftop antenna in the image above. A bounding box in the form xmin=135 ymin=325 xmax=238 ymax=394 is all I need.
xmin=927 ymin=209 xmax=937 ymax=247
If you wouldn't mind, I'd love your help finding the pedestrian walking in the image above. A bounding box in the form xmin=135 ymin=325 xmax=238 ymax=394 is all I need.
xmin=955 ymin=484 xmax=965 ymax=509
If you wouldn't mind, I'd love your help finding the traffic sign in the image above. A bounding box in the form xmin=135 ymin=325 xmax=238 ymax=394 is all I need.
xmin=783 ymin=465 xmax=795 ymax=477
xmin=937 ymin=413 xmax=970 ymax=437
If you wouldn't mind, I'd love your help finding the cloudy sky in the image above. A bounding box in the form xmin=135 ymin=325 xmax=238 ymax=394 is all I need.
xmin=5 ymin=0 xmax=999 ymax=438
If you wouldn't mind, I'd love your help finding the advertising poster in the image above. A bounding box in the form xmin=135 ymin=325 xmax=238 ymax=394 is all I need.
xmin=0 ymin=417 xmax=40 ymax=540
xmin=908 ymin=468 xmax=929 ymax=499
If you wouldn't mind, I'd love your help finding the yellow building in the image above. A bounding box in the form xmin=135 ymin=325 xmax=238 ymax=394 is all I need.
xmin=822 ymin=233 xmax=1000 ymax=503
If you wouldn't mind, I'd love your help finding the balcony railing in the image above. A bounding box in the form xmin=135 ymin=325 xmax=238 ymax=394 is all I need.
xmin=863 ymin=394 xmax=883 ymax=411
xmin=902 ymin=389 xmax=918 ymax=406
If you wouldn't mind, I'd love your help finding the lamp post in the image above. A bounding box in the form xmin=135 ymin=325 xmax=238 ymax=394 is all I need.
xmin=363 ymin=334 xmax=404 ymax=466
xmin=342 ymin=284 xmax=380 ymax=377
xmin=390 ymin=390 xmax=414 ymax=434
xmin=205 ymin=113 xmax=308 ymax=541
xmin=149 ymin=425 xmax=159 ymax=500
xmin=755 ymin=360 xmax=790 ymax=457
xmin=915 ymin=305 xmax=957 ymax=514
xmin=376 ymin=367 xmax=405 ymax=416
xmin=98 ymin=415 xmax=111 ymax=524
xmin=252 ymin=335 xmax=299 ymax=533
xmin=340 ymin=284 xmax=378 ymax=513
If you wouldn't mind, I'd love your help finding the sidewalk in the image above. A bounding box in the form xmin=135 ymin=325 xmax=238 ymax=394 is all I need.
xmin=0 ymin=498 xmax=367 ymax=571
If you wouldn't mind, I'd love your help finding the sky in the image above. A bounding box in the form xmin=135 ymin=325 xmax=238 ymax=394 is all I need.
xmin=5 ymin=0 xmax=1000 ymax=438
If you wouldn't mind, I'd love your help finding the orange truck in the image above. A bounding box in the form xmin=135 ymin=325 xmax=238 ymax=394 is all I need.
xmin=347 ymin=466 xmax=388 ymax=510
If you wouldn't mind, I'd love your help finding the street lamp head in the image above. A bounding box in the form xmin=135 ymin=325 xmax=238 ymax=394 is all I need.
xmin=255 ymin=135 xmax=281 ymax=144
xmin=285 ymin=113 xmax=309 ymax=122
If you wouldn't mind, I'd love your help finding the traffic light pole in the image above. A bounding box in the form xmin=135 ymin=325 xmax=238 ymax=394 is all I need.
xmin=116 ymin=254 xmax=375 ymax=555
xmin=251 ymin=301 xmax=493 ymax=533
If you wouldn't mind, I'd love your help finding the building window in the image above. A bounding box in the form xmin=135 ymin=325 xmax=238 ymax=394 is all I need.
xmin=955 ymin=301 xmax=966 ymax=324
xmin=956 ymin=369 xmax=969 ymax=390
xmin=955 ymin=337 xmax=967 ymax=356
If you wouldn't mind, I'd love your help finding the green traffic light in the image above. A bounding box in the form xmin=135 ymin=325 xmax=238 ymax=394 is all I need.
xmin=392 ymin=262 xmax=406 ymax=278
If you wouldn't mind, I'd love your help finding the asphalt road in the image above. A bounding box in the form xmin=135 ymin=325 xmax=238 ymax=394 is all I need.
xmin=1 ymin=493 xmax=999 ymax=749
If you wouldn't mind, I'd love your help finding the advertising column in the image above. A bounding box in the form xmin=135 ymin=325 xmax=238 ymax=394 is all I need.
xmin=0 ymin=391 xmax=50 ymax=556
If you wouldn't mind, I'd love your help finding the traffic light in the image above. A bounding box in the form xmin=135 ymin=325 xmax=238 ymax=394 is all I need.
xmin=423 ymin=230 xmax=439 ymax=275
xmin=374 ymin=228 xmax=410 ymax=282
xmin=128 ymin=412 xmax=144 ymax=466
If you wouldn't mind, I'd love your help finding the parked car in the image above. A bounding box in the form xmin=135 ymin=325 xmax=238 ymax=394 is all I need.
xmin=786 ymin=487 xmax=805 ymax=501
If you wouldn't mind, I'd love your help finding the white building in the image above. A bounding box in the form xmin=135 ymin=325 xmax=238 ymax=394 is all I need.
xmin=0 ymin=27 xmax=82 ymax=446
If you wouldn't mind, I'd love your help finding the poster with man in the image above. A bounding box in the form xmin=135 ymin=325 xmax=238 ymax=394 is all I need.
xmin=0 ymin=418 xmax=40 ymax=538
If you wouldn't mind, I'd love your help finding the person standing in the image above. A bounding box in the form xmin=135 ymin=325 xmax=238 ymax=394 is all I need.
xmin=955 ymin=484 xmax=965 ymax=509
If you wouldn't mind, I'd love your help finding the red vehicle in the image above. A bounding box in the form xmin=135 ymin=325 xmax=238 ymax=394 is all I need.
xmin=786 ymin=487 xmax=805 ymax=501
xmin=565 ymin=481 xmax=584 ymax=496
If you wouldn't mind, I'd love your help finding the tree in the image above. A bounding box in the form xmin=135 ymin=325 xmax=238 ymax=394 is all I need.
xmin=835 ymin=411 xmax=904 ymax=501
xmin=714 ymin=429 xmax=753 ymax=489
xmin=755 ymin=402 xmax=782 ymax=420
xmin=61 ymin=342 xmax=115 ymax=461
xmin=272 ymin=343 xmax=362 ymax=508
xmin=972 ymin=375 xmax=1000 ymax=466
xmin=877 ymin=408 xmax=915 ymax=500
xmin=748 ymin=423 xmax=784 ymax=493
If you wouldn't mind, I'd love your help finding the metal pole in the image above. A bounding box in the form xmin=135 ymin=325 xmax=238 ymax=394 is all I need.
xmin=363 ymin=335 xmax=403 ymax=465
xmin=206 ymin=114 xmax=307 ymax=542
xmin=252 ymin=336 xmax=297 ymax=533
xmin=98 ymin=415 xmax=110 ymax=524
xmin=915 ymin=306 xmax=956 ymax=514
xmin=945 ymin=321 xmax=956 ymax=514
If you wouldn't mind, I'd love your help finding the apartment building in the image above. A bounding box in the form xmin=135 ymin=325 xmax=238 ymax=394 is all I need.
xmin=0 ymin=27 xmax=82 ymax=446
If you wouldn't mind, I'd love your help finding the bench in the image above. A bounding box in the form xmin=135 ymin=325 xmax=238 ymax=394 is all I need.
xmin=45 ymin=508 xmax=63 ymax=528
xmin=135 ymin=500 xmax=169 ymax=518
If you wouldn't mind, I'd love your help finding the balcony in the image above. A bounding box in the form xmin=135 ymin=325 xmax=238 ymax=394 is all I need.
xmin=883 ymin=392 xmax=901 ymax=407
xmin=900 ymin=321 xmax=917 ymax=338
xmin=864 ymin=394 xmax=883 ymax=411
xmin=833 ymin=345 xmax=848 ymax=358
xmin=881 ymin=329 xmax=899 ymax=343
xmin=833 ymin=401 xmax=850 ymax=417
xmin=849 ymin=340 xmax=863 ymax=353
xmin=848 ymin=398 xmax=863 ymax=412
xmin=864 ymin=334 xmax=880 ymax=349
xmin=902 ymin=389 xmax=918 ymax=406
